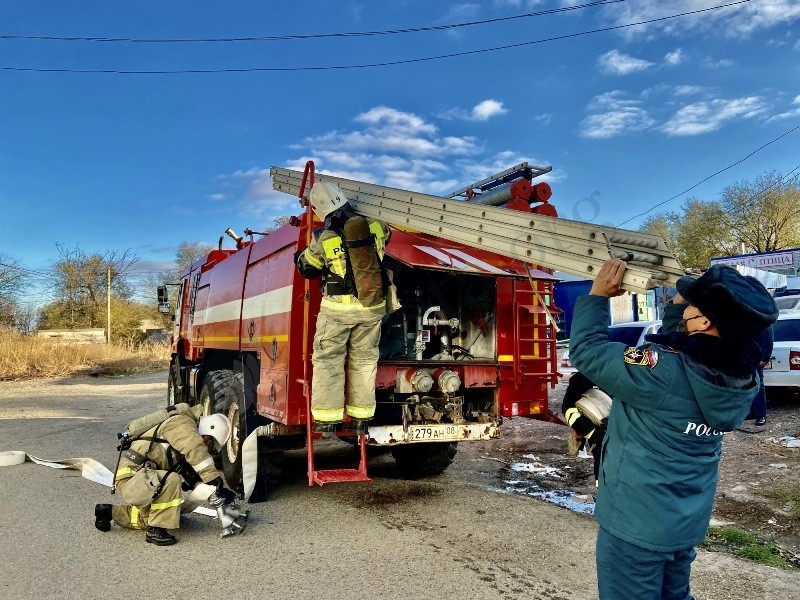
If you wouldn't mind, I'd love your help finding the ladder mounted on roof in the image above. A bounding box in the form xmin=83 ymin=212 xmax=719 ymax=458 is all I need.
xmin=271 ymin=166 xmax=683 ymax=294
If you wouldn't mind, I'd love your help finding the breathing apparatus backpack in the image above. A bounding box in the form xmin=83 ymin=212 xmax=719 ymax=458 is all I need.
xmin=111 ymin=403 xmax=198 ymax=493
xmin=125 ymin=403 xmax=194 ymax=440
xmin=341 ymin=215 xmax=385 ymax=308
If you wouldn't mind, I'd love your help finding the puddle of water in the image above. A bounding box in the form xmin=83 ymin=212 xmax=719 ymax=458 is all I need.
xmin=510 ymin=461 xmax=563 ymax=478
xmin=504 ymin=479 xmax=595 ymax=515
xmin=498 ymin=458 xmax=595 ymax=516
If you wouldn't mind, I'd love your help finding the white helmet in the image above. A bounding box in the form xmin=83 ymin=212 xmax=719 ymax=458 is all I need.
xmin=309 ymin=181 xmax=349 ymax=219
xmin=198 ymin=414 xmax=231 ymax=449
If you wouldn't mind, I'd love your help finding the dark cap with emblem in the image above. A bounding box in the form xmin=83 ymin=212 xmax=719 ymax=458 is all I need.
xmin=676 ymin=265 xmax=778 ymax=340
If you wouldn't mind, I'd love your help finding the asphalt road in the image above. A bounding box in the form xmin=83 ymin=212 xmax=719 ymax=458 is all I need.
xmin=1 ymin=372 xmax=797 ymax=600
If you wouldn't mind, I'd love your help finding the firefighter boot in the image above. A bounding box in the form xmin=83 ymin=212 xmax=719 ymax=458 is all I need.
xmin=146 ymin=526 xmax=177 ymax=546
xmin=345 ymin=418 xmax=370 ymax=435
xmin=94 ymin=503 xmax=112 ymax=532
xmin=312 ymin=421 xmax=342 ymax=436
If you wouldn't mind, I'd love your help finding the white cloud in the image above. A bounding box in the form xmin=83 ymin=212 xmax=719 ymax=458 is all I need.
xmin=207 ymin=193 xmax=225 ymax=201
xmin=211 ymin=105 xmax=509 ymax=207
xmin=598 ymin=49 xmax=654 ymax=75
xmin=492 ymin=0 xmax=545 ymax=8
xmin=580 ymin=91 xmax=655 ymax=138
xmin=765 ymin=95 xmax=800 ymax=122
xmin=664 ymin=48 xmax=684 ymax=66
xmin=439 ymin=2 xmax=481 ymax=21
xmin=702 ymin=57 xmax=736 ymax=68
xmin=598 ymin=0 xmax=800 ymax=38
xmin=794 ymin=39 xmax=800 ymax=51
xmin=438 ymin=99 xmax=508 ymax=122
xmin=673 ymin=85 xmax=707 ymax=96
xmin=662 ymin=97 xmax=767 ymax=136
xmin=471 ymin=99 xmax=508 ymax=121
xmin=354 ymin=106 xmax=437 ymax=136
xmin=766 ymin=107 xmax=800 ymax=122
xmin=534 ymin=113 xmax=552 ymax=126
xmin=436 ymin=2 xmax=481 ymax=39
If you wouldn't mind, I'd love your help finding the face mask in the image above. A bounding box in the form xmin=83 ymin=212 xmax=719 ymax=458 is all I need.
xmin=677 ymin=314 xmax=704 ymax=334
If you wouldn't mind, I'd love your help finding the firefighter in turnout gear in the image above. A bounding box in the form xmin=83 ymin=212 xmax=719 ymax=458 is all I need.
xmin=94 ymin=407 xmax=235 ymax=546
xmin=295 ymin=181 xmax=391 ymax=434
xmin=561 ymin=371 xmax=607 ymax=486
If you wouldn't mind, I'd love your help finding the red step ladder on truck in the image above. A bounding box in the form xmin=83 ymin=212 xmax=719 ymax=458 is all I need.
xmin=157 ymin=161 xmax=683 ymax=500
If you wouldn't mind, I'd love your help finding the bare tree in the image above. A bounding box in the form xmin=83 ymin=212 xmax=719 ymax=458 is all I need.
xmin=720 ymin=172 xmax=800 ymax=253
xmin=0 ymin=253 xmax=30 ymax=332
xmin=0 ymin=253 xmax=26 ymax=300
xmin=40 ymin=245 xmax=138 ymax=329
xmin=175 ymin=241 xmax=215 ymax=276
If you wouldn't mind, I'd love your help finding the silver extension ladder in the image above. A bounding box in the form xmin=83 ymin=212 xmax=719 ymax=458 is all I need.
xmin=270 ymin=167 xmax=684 ymax=294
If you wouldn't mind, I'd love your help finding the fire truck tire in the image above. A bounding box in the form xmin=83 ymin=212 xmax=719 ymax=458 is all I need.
xmin=167 ymin=364 xmax=181 ymax=407
xmin=390 ymin=442 xmax=458 ymax=479
xmin=248 ymin=450 xmax=284 ymax=503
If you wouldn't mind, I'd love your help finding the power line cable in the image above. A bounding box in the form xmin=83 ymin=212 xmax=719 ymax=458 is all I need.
xmin=1 ymin=0 xmax=751 ymax=74
xmin=0 ymin=261 xmax=60 ymax=281
xmin=0 ymin=0 xmax=626 ymax=43
xmin=616 ymin=123 xmax=800 ymax=227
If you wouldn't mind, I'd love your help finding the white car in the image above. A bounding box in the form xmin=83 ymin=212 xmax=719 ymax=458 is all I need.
xmin=560 ymin=319 xmax=662 ymax=374
xmin=763 ymin=312 xmax=800 ymax=393
xmin=774 ymin=294 xmax=800 ymax=312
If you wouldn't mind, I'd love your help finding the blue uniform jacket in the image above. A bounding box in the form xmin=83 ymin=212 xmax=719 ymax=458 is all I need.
xmin=570 ymin=295 xmax=759 ymax=551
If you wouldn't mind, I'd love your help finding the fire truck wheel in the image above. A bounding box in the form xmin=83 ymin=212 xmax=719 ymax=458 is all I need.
xmin=199 ymin=370 xmax=247 ymax=489
xmin=167 ymin=364 xmax=181 ymax=407
xmin=248 ymin=450 xmax=284 ymax=503
xmin=390 ymin=442 xmax=458 ymax=479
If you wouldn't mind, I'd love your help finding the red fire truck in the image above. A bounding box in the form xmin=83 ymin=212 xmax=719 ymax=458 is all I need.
xmin=159 ymin=162 xmax=680 ymax=500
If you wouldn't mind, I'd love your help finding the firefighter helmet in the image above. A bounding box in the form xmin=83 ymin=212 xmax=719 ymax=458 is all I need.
xmin=198 ymin=414 xmax=232 ymax=449
xmin=575 ymin=388 xmax=613 ymax=427
xmin=310 ymin=181 xmax=350 ymax=219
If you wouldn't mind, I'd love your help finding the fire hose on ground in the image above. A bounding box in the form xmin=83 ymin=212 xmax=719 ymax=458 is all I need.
xmin=0 ymin=450 xmax=249 ymax=538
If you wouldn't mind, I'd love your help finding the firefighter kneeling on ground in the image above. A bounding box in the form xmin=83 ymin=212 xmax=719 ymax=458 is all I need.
xmin=295 ymin=181 xmax=391 ymax=435
xmin=94 ymin=405 xmax=237 ymax=546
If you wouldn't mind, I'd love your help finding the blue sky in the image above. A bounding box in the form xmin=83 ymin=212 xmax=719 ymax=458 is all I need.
xmin=2 ymin=0 xmax=799 ymax=304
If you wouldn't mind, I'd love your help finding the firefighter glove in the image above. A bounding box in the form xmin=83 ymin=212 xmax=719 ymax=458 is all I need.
xmin=211 ymin=477 xmax=237 ymax=503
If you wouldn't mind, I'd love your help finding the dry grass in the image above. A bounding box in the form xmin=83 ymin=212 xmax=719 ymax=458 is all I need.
xmin=0 ymin=331 xmax=170 ymax=381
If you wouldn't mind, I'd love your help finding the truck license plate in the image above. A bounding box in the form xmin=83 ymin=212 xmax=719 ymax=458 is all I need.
xmin=409 ymin=425 xmax=459 ymax=441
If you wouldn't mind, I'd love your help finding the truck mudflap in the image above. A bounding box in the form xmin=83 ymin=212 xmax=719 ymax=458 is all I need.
xmin=367 ymin=421 xmax=500 ymax=445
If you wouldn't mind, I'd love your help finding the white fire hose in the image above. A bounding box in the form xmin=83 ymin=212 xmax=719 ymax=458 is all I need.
xmin=0 ymin=450 xmax=224 ymax=519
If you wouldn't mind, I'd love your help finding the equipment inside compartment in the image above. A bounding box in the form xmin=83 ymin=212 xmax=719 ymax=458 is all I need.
xmin=379 ymin=257 xmax=496 ymax=362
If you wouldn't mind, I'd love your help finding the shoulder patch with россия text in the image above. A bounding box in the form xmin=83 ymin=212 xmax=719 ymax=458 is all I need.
xmin=622 ymin=347 xmax=659 ymax=369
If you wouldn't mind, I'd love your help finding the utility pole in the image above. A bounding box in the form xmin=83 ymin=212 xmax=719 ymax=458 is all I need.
xmin=107 ymin=266 xmax=111 ymax=344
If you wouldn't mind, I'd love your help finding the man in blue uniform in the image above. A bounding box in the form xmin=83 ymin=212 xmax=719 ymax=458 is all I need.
xmin=570 ymin=260 xmax=778 ymax=600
